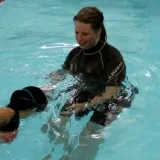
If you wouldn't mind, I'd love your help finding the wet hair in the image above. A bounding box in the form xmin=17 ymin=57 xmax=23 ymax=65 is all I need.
xmin=73 ymin=7 xmax=107 ymax=42
xmin=8 ymin=86 xmax=48 ymax=111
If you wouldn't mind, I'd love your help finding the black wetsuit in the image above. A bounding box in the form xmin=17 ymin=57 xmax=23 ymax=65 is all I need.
xmin=61 ymin=40 xmax=127 ymax=125
xmin=63 ymin=40 xmax=126 ymax=86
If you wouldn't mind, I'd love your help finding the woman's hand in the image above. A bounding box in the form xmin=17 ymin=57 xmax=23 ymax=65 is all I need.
xmin=60 ymin=103 xmax=86 ymax=116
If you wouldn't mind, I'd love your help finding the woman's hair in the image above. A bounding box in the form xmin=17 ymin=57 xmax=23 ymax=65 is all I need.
xmin=8 ymin=86 xmax=48 ymax=111
xmin=73 ymin=7 xmax=107 ymax=42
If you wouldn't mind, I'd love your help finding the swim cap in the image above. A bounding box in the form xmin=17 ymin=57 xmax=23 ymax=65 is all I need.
xmin=9 ymin=86 xmax=47 ymax=111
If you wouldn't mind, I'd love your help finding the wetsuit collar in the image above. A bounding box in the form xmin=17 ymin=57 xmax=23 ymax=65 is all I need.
xmin=83 ymin=40 xmax=105 ymax=55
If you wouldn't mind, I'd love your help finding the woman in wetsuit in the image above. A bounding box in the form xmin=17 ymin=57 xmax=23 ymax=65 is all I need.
xmin=41 ymin=7 xmax=138 ymax=160
xmin=0 ymin=86 xmax=47 ymax=143
xmin=43 ymin=7 xmax=138 ymax=127
xmin=58 ymin=6 xmax=136 ymax=125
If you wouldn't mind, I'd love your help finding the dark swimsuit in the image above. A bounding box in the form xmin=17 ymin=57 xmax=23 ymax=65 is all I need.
xmin=60 ymin=40 xmax=138 ymax=126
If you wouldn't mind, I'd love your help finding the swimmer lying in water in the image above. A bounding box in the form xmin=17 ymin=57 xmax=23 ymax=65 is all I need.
xmin=0 ymin=86 xmax=48 ymax=143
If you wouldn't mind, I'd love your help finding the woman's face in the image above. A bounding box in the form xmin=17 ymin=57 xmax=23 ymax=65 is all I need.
xmin=74 ymin=21 xmax=101 ymax=49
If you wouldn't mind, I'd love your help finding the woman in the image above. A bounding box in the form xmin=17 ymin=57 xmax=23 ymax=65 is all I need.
xmin=41 ymin=7 xmax=138 ymax=159
xmin=41 ymin=7 xmax=138 ymax=132
xmin=0 ymin=86 xmax=48 ymax=143
xmin=48 ymin=6 xmax=138 ymax=126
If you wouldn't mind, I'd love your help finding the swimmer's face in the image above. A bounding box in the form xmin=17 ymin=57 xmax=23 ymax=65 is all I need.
xmin=74 ymin=21 xmax=101 ymax=49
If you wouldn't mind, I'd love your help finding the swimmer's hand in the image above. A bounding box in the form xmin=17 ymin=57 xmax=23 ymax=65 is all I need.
xmin=60 ymin=103 xmax=86 ymax=116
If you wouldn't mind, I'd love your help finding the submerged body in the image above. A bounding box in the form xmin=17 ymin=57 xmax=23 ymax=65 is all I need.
xmin=46 ymin=7 xmax=138 ymax=126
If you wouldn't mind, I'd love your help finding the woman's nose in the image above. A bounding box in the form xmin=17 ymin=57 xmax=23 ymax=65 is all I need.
xmin=76 ymin=33 xmax=83 ymax=41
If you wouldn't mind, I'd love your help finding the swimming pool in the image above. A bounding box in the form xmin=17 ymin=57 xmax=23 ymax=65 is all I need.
xmin=0 ymin=0 xmax=160 ymax=159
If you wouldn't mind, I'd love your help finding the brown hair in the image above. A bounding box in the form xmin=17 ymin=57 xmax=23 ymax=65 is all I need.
xmin=73 ymin=7 xmax=107 ymax=42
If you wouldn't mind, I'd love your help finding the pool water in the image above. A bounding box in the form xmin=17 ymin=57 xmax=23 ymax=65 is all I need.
xmin=0 ymin=0 xmax=160 ymax=160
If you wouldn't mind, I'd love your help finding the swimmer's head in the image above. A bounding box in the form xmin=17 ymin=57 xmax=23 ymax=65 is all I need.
xmin=8 ymin=86 xmax=48 ymax=111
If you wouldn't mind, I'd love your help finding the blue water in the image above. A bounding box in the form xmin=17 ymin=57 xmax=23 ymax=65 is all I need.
xmin=0 ymin=0 xmax=160 ymax=160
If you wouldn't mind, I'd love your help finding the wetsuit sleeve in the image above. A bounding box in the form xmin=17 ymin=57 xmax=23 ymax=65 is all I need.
xmin=105 ymin=60 xmax=126 ymax=86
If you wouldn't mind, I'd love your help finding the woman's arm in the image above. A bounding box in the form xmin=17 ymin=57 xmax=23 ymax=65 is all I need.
xmin=60 ymin=56 xmax=126 ymax=115
xmin=88 ymin=86 xmax=120 ymax=105
xmin=60 ymin=86 xmax=120 ymax=116
xmin=41 ymin=49 xmax=76 ymax=93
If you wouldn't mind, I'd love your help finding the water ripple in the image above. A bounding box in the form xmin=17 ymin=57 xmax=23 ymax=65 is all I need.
xmin=40 ymin=43 xmax=78 ymax=49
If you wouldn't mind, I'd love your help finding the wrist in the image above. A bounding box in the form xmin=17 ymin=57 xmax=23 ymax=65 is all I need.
xmin=84 ymin=102 xmax=89 ymax=108
xmin=84 ymin=102 xmax=93 ymax=110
